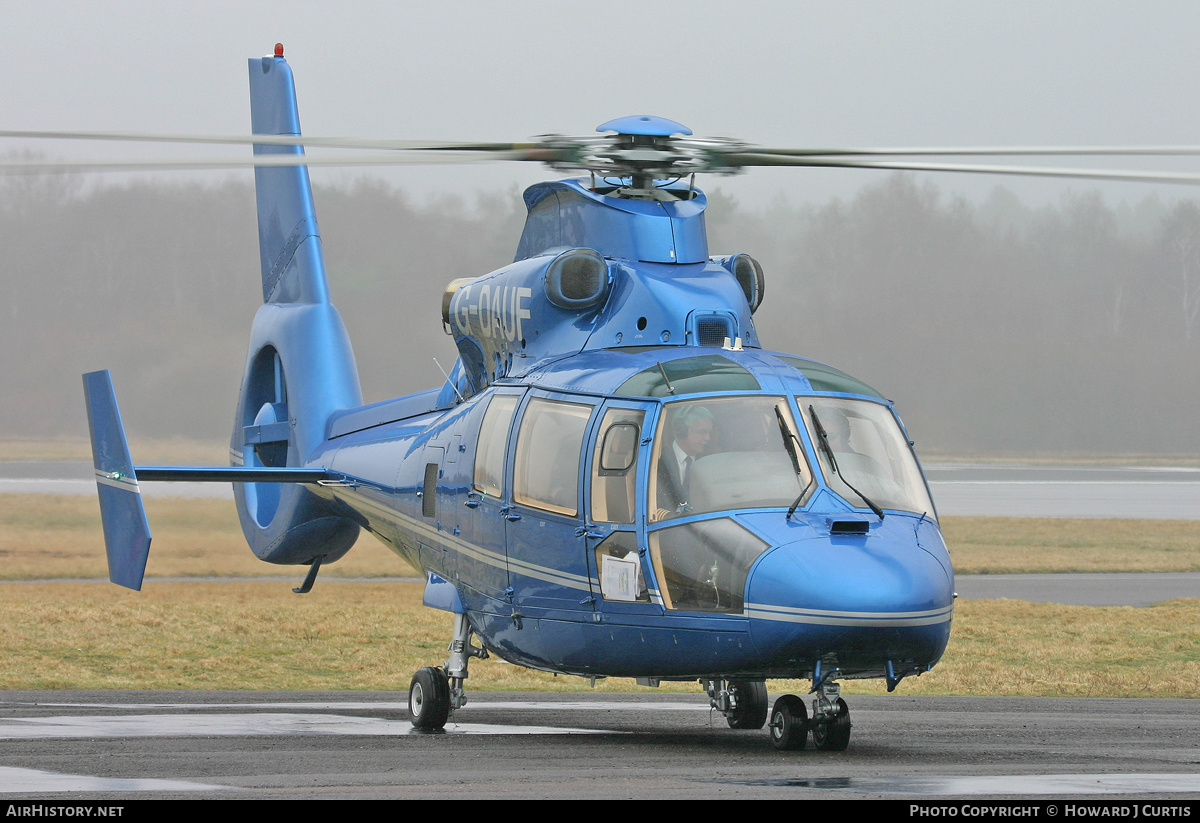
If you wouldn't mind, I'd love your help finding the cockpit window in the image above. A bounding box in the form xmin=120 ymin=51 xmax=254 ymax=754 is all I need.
xmin=649 ymin=395 xmax=813 ymax=522
xmin=777 ymin=355 xmax=884 ymax=399
xmin=615 ymin=354 xmax=760 ymax=398
xmin=801 ymin=397 xmax=935 ymax=518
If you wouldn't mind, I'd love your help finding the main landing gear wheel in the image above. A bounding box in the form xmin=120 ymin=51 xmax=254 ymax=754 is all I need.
xmin=725 ymin=680 xmax=769 ymax=730
xmin=768 ymin=695 xmax=808 ymax=751
xmin=811 ymin=696 xmax=851 ymax=751
xmin=408 ymin=666 xmax=451 ymax=731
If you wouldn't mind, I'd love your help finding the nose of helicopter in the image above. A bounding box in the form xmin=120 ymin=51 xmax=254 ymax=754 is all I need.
xmin=744 ymin=523 xmax=955 ymax=674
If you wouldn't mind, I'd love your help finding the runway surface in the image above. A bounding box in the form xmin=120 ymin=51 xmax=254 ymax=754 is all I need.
xmin=954 ymin=572 xmax=1200 ymax=605
xmin=2 ymin=691 xmax=1199 ymax=800
xmin=924 ymin=462 xmax=1200 ymax=519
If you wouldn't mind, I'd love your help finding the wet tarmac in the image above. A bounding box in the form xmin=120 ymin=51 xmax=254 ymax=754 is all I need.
xmin=1 ymin=692 xmax=1198 ymax=799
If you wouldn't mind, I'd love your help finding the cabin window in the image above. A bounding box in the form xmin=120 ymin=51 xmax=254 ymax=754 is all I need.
xmin=473 ymin=394 xmax=518 ymax=496
xmin=648 ymin=518 xmax=768 ymax=613
xmin=649 ymin=395 xmax=814 ymax=521
xmin=513 ymin=397 xmax=593 ymax=516
xmin=594 ymin=531 xmax=649 ymax=602
xmin=590 ymin=408 xmax=644 ymax=525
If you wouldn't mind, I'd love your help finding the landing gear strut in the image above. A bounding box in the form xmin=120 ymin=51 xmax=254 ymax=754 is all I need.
xmin=767 ymin=678 xmax=852 ymax=751
xmin=408 ymin=613 xmax=488 ymax=731
xmin=810 ymin=686 xmax=851 ymax=751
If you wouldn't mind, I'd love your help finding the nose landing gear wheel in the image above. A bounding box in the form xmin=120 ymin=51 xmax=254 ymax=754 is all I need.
xmin=811 ymin=696 xmax=851 ymax=751
xmin=408 ymin=666 xmax=451 ymax=731
xmin=768 ymin=695 xmax=808 ymax=751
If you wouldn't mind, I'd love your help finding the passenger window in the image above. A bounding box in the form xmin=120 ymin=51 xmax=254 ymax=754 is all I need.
xmin=473 ymin=394 xmax=517 ymax=496
xmin=590 ymin=408 xmax=644 ymax=524
xmin=513 ymin=398 xmax=593 ymax=516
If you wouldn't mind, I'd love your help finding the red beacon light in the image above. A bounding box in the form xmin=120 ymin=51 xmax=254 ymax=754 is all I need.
xmin=274 ymin=43 xmax=284 ymax=57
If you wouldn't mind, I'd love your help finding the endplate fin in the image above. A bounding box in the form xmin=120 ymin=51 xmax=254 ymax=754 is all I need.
xmin=82 ymin=370 xmax=151 ymax=591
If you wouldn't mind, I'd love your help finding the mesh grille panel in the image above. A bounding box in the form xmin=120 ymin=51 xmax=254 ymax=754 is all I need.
xmin=697 ymin=318 xmax=731 ymax=346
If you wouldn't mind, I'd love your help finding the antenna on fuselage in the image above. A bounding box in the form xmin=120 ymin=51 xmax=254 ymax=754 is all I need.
xmin=433 ymin=357 xmax=465 ymax=403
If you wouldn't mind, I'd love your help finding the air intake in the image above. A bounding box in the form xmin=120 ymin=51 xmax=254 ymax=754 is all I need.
xmin=545 ymin=248 xmax=610 ymax=310
xmin=711 ymin=253 xmax=766 ymax=313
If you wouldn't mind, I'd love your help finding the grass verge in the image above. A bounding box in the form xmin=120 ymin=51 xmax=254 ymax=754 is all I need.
xmin=0 ymin=493 xmax=417 ymax=580
xmin=2 ymin=492 xmax=1197 ymax=698
xmin=0 ymin=581 xmax=1196 ymax=697
xmin=943 ymin=516 xmax=1200 ymax=573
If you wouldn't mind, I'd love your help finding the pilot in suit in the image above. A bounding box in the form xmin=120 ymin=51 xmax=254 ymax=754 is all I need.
xmin=654 ymin=404 xmax=714 ymax=521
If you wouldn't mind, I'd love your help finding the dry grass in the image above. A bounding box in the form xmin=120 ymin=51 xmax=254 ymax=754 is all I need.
xmin=850 ymin=598 xmax=1200 ymax=698
xmin=1 ymin=485 xmax=1197 ymax=698
xmin=1 ymin=582 xmax=1196 ymax=697
xmin=0 ymin=438 xmax=229 ymax=464
xmin=0 ymin=493 xmax=417 ymax=580
xmin=943 ymin=516 xmax=1200 ymax=574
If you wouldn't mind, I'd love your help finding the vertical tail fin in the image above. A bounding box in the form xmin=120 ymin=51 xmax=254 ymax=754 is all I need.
xmin=83 ymin=370 xmax=151 ymax=590
xmin=232 ymin=49 xmax=362 ymax=565
xmin=249 ymin=51 xmax=329 ymax=305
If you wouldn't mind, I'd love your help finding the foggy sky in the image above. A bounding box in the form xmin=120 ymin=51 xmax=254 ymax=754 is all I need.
xmin=4 ymin=1 xmax=1200 ymax=455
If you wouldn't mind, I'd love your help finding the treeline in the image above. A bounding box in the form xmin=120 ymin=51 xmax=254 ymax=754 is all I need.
xmin=1 ymin=173 xmax=1196 ymax=455
xmin=718 ymin=176 xmax=1200 ymax=454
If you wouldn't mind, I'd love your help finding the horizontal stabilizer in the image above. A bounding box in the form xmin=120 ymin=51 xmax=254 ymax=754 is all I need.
xmin=82 ymin=370 xmax=151 ymax=591
xmin=135 ymin=466 xmax=332 ymax=483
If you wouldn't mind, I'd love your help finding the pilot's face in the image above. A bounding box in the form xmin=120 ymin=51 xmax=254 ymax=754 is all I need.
xmin=678 ymin=418 xmax=713 ymax=457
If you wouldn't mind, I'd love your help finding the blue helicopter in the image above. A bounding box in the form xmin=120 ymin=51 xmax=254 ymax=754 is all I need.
xmin=75 ymin=47 xmax=1011 ymax=753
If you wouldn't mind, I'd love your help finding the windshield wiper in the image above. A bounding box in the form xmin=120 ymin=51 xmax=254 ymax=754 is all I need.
xmin=808 ymin=405 xmax=884 ymax=521
xmin=775 ymin=405 xmax=813 ymax=520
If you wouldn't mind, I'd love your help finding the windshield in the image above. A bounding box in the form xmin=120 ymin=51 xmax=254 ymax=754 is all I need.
xmin=649 ymin=395 xmax=813 ymax=522
xmin=801 ymin=397 xmax=935 ymax=518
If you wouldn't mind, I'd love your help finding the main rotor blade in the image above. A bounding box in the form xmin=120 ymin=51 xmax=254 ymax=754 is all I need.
xmin=727 ymin=153 xmax=1200 ymax=185
xmin=0 ymin=148 xmax=566 ymax=175
xmin=735 ymin=145 xmax=1200 ymax=158
xmin=0 ymin=128 xmax=539 ymax=153
xmin=13 ymin=129 xmax=1200 ymax=158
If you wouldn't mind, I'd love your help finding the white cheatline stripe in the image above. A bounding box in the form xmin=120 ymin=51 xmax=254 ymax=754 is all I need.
xmin=338 ymin=485 xmax=595 ymax=594
xmin=745 ymin=602 xmax=954 ymax=627
xmin=93 ymin=470 xmax=140 ymax=493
